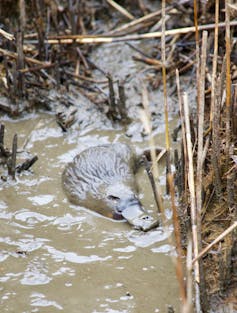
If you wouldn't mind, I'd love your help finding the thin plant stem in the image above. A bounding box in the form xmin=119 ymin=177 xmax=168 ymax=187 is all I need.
xmin=183 ymin=92 xmax=202 ymax=312
xmin=196 ymin=30 xmax=207 ymax=240
xmin=162 ymin=0 xmax=186 ymax=305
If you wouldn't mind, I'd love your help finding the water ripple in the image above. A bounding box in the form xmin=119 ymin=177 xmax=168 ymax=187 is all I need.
xmin=31 ymin=292 xmax=63 ymax=310
xmin=45 ymin=245 xmax=112 ymax=264
xmin=28 ymin=194 xmax=55 ymax=206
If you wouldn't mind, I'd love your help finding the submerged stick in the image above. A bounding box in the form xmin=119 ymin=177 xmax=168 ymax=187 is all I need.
xmin=0 ymin=124 xmax=10 ymax=158
xmin=106 ymin=73 xmax=117 ymax=120
xmin=142 ymin=155 xmax=161 ymax=214
xmin=140 ymin=86 xmax=164 ymax=217
xmin=7 ymin=134 xmax=17 ymax=180
xmin=0 ymin=124 xmax=4 ymax=146
xmin=16 ymin=155 xmax=38 ymax=173
xmin=118 ymin=81 xmax=130 ymax=123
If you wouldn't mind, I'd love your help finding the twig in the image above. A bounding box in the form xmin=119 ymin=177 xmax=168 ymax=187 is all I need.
xmin=192 ymin=222 xmax=237 ymax=265
xmin=182 ymin=92 xmax=200 ymax=281
xmin=140 ymin=85 xmax=164 ymax=217
xmin=16 ymin=29 xmax=25 ymax=98
xmin=106 ymin=73 xmax=117 ymax=120
xmin=132 ymin=55 xmax=162 ymax=67
xmin=0 ymin=124 xmax=4 ymax=146
xmin=117 ymin=81 xmax=130 ymax=123
xmin=16 ymin=156 xmax=38 ymax=173
xmin=0 ymin=48 xmax=50 ymax=66
xmin=176 ymin=69 xmax=188 ymax=198
xmin=106 ymin=0 xmax=134 ymax=20
xmin=0 ymin=124 xmax=10 ymax=158
xmin=0 ymin=28 xmax=15 ymax=41
xmin=108 ymin=6 xmax=172 ymax=35
xmin=142 ymin=155 xmax=161 ymax=214
xmin=7 ymin=134 xmax=17 ymax=180
xmin=65 ymin=70 xmax=108 ymax=84
xmin=19 ymin=62 xmax=57 ymax=73
xmin=76 ymin=47 xmax=89 ymax=70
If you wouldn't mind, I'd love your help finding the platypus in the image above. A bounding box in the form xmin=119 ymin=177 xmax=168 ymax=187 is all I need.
xmin=62 ymin=143 xmax=159 ymax=231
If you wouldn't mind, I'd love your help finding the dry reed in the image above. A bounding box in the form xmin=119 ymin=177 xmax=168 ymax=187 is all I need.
xmin=23 ymin=21 xmax=237 ymax=45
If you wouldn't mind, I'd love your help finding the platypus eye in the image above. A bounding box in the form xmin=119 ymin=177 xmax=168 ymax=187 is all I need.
xmin=107 ymin=195 xmax=120 ymax=201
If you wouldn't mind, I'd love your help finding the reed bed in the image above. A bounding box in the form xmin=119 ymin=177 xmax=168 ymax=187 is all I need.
xmin=141 ymin=0 xmax=236 ymax=312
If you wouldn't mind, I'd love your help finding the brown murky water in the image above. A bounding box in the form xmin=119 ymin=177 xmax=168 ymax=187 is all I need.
xmin=0 ymin=112 xmax=180 ymax=313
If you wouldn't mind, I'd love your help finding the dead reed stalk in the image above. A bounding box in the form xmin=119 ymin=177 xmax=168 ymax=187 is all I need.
xmin=182 ymin=92 xmax=201 ymax=312
xmin=140 ymin=86 xmax=164 ymax=217
xmin=196 ymin=30 xmax=208 ymax=313
xmin=196 ymin=30 xmax=207 ymax=221
xmin=183 ymin=237 xmax=193 ymax=313
xmin=31 ymin=21 xmax=237 ymax=45
xmin=211 ymin=0 xmax=222 ymax=197
xmin=193 ymin=0 xmax=200 ymax=112
xmin=210 ymin=0 xmax=219 ymax=126
xmin=161 ymin=0 xmax=186 ymax=307
xmin=176 ymin=70 xmax=188 ymax=198
xmin=225 ymin=0 xmax=233 ymax=213
xmin=7 ymin=134 xmax=17 ymax=180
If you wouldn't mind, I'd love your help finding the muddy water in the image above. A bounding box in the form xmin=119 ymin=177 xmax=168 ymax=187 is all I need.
xmin=0 ymin=113 xmax=180 ymax=313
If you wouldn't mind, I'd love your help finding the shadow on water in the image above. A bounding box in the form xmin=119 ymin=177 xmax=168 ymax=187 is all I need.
xmin=0 ymin=112 xmax=181 ymax=313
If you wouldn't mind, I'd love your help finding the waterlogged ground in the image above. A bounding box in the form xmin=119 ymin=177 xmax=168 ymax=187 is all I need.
xmin=0 ymin=112 xmax=180 ymax=313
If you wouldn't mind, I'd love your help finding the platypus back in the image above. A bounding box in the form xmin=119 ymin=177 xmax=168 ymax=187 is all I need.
xmin=62 ymin=143 xmax=139 ymax=218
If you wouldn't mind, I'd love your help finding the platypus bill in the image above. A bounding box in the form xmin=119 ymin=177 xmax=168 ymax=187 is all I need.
xmin=62 ymin=143 xmax=159 ymax=231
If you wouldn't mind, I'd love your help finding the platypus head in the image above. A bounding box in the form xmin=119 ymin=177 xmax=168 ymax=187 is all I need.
xmin=105 ymin=183 xmax=159 ymax=231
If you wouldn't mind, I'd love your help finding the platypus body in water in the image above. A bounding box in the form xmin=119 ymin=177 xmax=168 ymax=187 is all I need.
xmin=62 ymin=143 xmax=159 ymax=231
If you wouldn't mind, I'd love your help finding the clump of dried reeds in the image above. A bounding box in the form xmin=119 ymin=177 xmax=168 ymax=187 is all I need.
xmin=176 ymin=0 xmax=237 ymax=312
xmin=141 ymin=0 xmax=237 ymax=312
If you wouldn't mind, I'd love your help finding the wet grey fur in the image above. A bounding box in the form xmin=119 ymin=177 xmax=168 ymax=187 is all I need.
xmin=62 ymin=143 xmax=139 ymax=217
